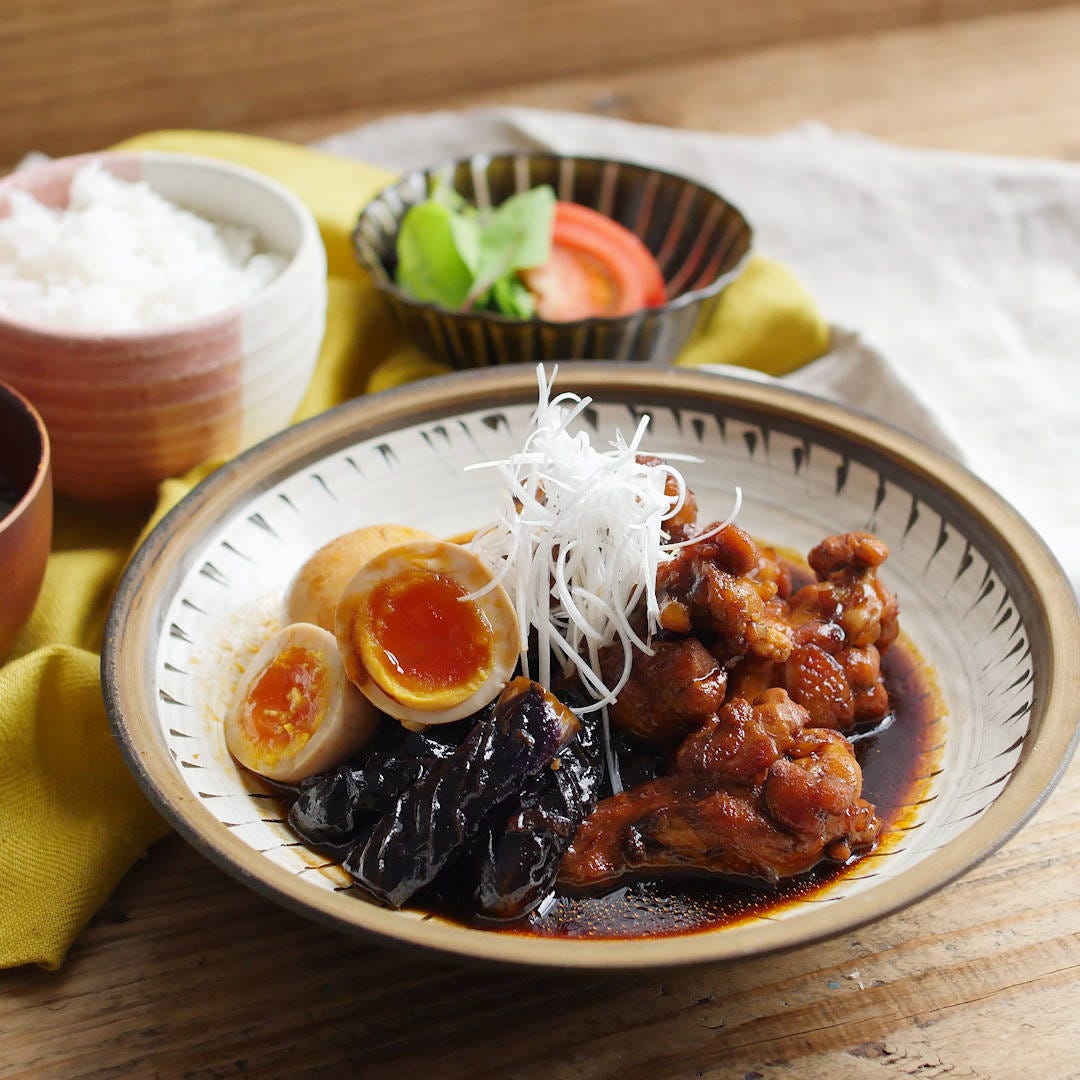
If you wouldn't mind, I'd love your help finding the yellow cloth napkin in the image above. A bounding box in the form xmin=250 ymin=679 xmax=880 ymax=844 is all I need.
xmin=0 ymin=130 xmax=829 ymax=970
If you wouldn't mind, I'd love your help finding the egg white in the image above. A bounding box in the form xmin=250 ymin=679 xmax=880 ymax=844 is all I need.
xmin=285 ymin=523 xmax=436 ymax=632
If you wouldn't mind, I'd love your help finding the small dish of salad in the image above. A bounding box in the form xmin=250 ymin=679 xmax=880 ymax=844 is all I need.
xmin=394 ymin=182 xmax=667 ymax=322
xmin=353 ymin=153 xmax=752 ymax=366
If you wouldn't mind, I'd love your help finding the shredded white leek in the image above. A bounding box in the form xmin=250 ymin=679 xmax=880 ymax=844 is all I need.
xmin=466 ymin=365 xmax=741 ymax=792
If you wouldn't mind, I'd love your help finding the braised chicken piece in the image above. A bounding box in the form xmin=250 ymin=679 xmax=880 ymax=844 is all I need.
xmin=722 ymin=532 xmax=898 ymax=730
xmin=727 ymin=654 xmax=781 ymax=703
xmin=601 ymin=637 xmax=727 ymax=745
xmin=763 ymin=728 xmax=869 ymax=844
xmin=753 ymin=544 xmax=794 ymax=601
xmin=638 ymin=453 xmax=699 ymax=543
xmin=655 ymin=524 xmax=794 ymax=665
xmin=732 ymin=639 xmax=891 ymax=731
xmin=559 ymin=689 xmax=881 ymax=890
xmin=674 ymin=688 xmax=806 ymax=781
xmin=783 ymin=532 xmax=898 ymax=727
xmin=840 ymin=646 xmax=890 ymax=722
xmin=783 ymin=644 xmax=856 ymax=729
xmin=791 ymin=532 xmax=900 ymax=652
xmin=666 ymin=495 xmax=699 ymax=543
xmin=560 ymin=779 xmax=845 ymax=887
xmin=809 ymin=530 xmax=889 ymax=577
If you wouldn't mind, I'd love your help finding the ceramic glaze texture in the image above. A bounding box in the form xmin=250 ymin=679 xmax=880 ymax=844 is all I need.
xmin=0 ymin=153 xmax=326 ymax=505
xmin=103 ymin=367 xmax=1080 ymax=969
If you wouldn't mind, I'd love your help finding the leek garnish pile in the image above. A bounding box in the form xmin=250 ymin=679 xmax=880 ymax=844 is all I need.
xmin=467 ymin=365 xmax=741 ymax=792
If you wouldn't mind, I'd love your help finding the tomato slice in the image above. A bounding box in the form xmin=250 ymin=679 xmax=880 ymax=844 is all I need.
xmin=522 ymin=201 xmax=666 ymax=321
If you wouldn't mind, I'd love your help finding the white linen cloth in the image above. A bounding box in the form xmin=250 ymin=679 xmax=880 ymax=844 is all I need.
xmin=317 ymin=108 xmax=1080 ymax=587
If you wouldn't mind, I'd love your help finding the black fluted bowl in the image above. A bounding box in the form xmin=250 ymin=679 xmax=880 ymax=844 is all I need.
xmin=352 ymin=153 xmax=753 ymax=367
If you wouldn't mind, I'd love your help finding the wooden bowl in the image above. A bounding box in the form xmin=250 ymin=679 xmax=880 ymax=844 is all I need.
xmin=102 ymin=365 xmax=1080 ymax=968
xmin=0 ymin=152 xmax=327 ymax=506
xmin=353 ymin=154 xmax=752 ymax=367
xmin=0 ymin=379 xmax=52 ymax=659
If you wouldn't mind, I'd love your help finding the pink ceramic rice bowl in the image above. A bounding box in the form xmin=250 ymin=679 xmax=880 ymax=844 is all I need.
xmin=0 ymin=152 xmax=327 ymax=504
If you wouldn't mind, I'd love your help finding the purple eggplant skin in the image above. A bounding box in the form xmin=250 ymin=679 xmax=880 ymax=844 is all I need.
xmin=475 ymin=712 xmax=602 ymax=921
xmin=344 ymin=679 xmax=579 ymax=908
xmin=287 ymin=723 xmax=466 ymax=848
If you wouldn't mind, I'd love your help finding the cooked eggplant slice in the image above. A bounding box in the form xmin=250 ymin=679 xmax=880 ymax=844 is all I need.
xmin=475 ymin=711 xmax=602 ymax=921
xmin=344 ymin=678 xmax=579 ymax=908
xmin=288 ymin=723 xmax=466 ymax=847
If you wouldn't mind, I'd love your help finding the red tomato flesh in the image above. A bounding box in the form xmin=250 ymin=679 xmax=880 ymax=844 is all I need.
xmin=522 ymin=201 xmax=666 ymax=321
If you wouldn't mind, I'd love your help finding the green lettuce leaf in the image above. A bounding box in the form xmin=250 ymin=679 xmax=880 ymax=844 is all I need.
xmin=466 ymin=186 xmax=555 ymax=308
xmin=394 ymin=201 xmax=473 ymax=309
xmin=488 ymin=275 xmax=537 ymax=319
xmin=395 ymin=183 xmax=555 ymax=318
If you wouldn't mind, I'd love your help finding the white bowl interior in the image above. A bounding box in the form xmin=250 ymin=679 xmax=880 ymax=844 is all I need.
xmin=140 ymin=156 xmax=304 ymax=256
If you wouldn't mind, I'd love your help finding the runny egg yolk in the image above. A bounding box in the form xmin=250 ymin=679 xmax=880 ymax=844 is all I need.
xmin=357 ymin=569 xmax=493 ymax=709
xmin=239 ymin=645 xmax=329 ymax=766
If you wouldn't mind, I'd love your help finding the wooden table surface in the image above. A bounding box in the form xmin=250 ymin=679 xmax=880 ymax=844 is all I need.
xmin=4 ymin=5 xmax=1080 ymax=1077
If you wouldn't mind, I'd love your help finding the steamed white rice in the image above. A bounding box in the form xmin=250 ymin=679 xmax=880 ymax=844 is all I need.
xmin=0 ymin=162 xmax=286 ymax=333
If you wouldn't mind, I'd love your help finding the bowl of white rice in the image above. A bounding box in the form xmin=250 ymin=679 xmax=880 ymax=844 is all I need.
xmin=0 ymin=152 xmax=327 ymax=504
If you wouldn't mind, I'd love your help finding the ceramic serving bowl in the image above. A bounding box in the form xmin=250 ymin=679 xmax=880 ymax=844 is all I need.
xmin=353 ymin=153 xmax=752 ymax=367
xmin=102 ymin=364 xmax=1080 ymax=969
xmin=0 ymin=152 xmax=327 ymax=505
xmin=0 ymin=379 xmax=52 ymax=659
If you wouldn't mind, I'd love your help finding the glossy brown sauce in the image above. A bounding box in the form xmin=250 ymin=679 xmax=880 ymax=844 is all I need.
xmin=514 ymin=638 xmax=941 ymax=940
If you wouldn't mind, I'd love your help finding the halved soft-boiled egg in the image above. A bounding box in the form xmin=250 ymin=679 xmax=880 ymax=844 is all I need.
xmin=335 ymin=540 xmax=519 ymax=726
xmin=225 ymin=622 xmax=380 ymax=783
xmin=285 ymin=523 xmax=436 ymax=633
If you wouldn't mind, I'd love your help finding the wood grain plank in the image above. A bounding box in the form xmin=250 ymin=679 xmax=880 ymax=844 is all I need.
xmin=1 ymin=0 xmax=1075 ymax=162
xmin=261 ymin=4 xmax=1080 ymax=162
